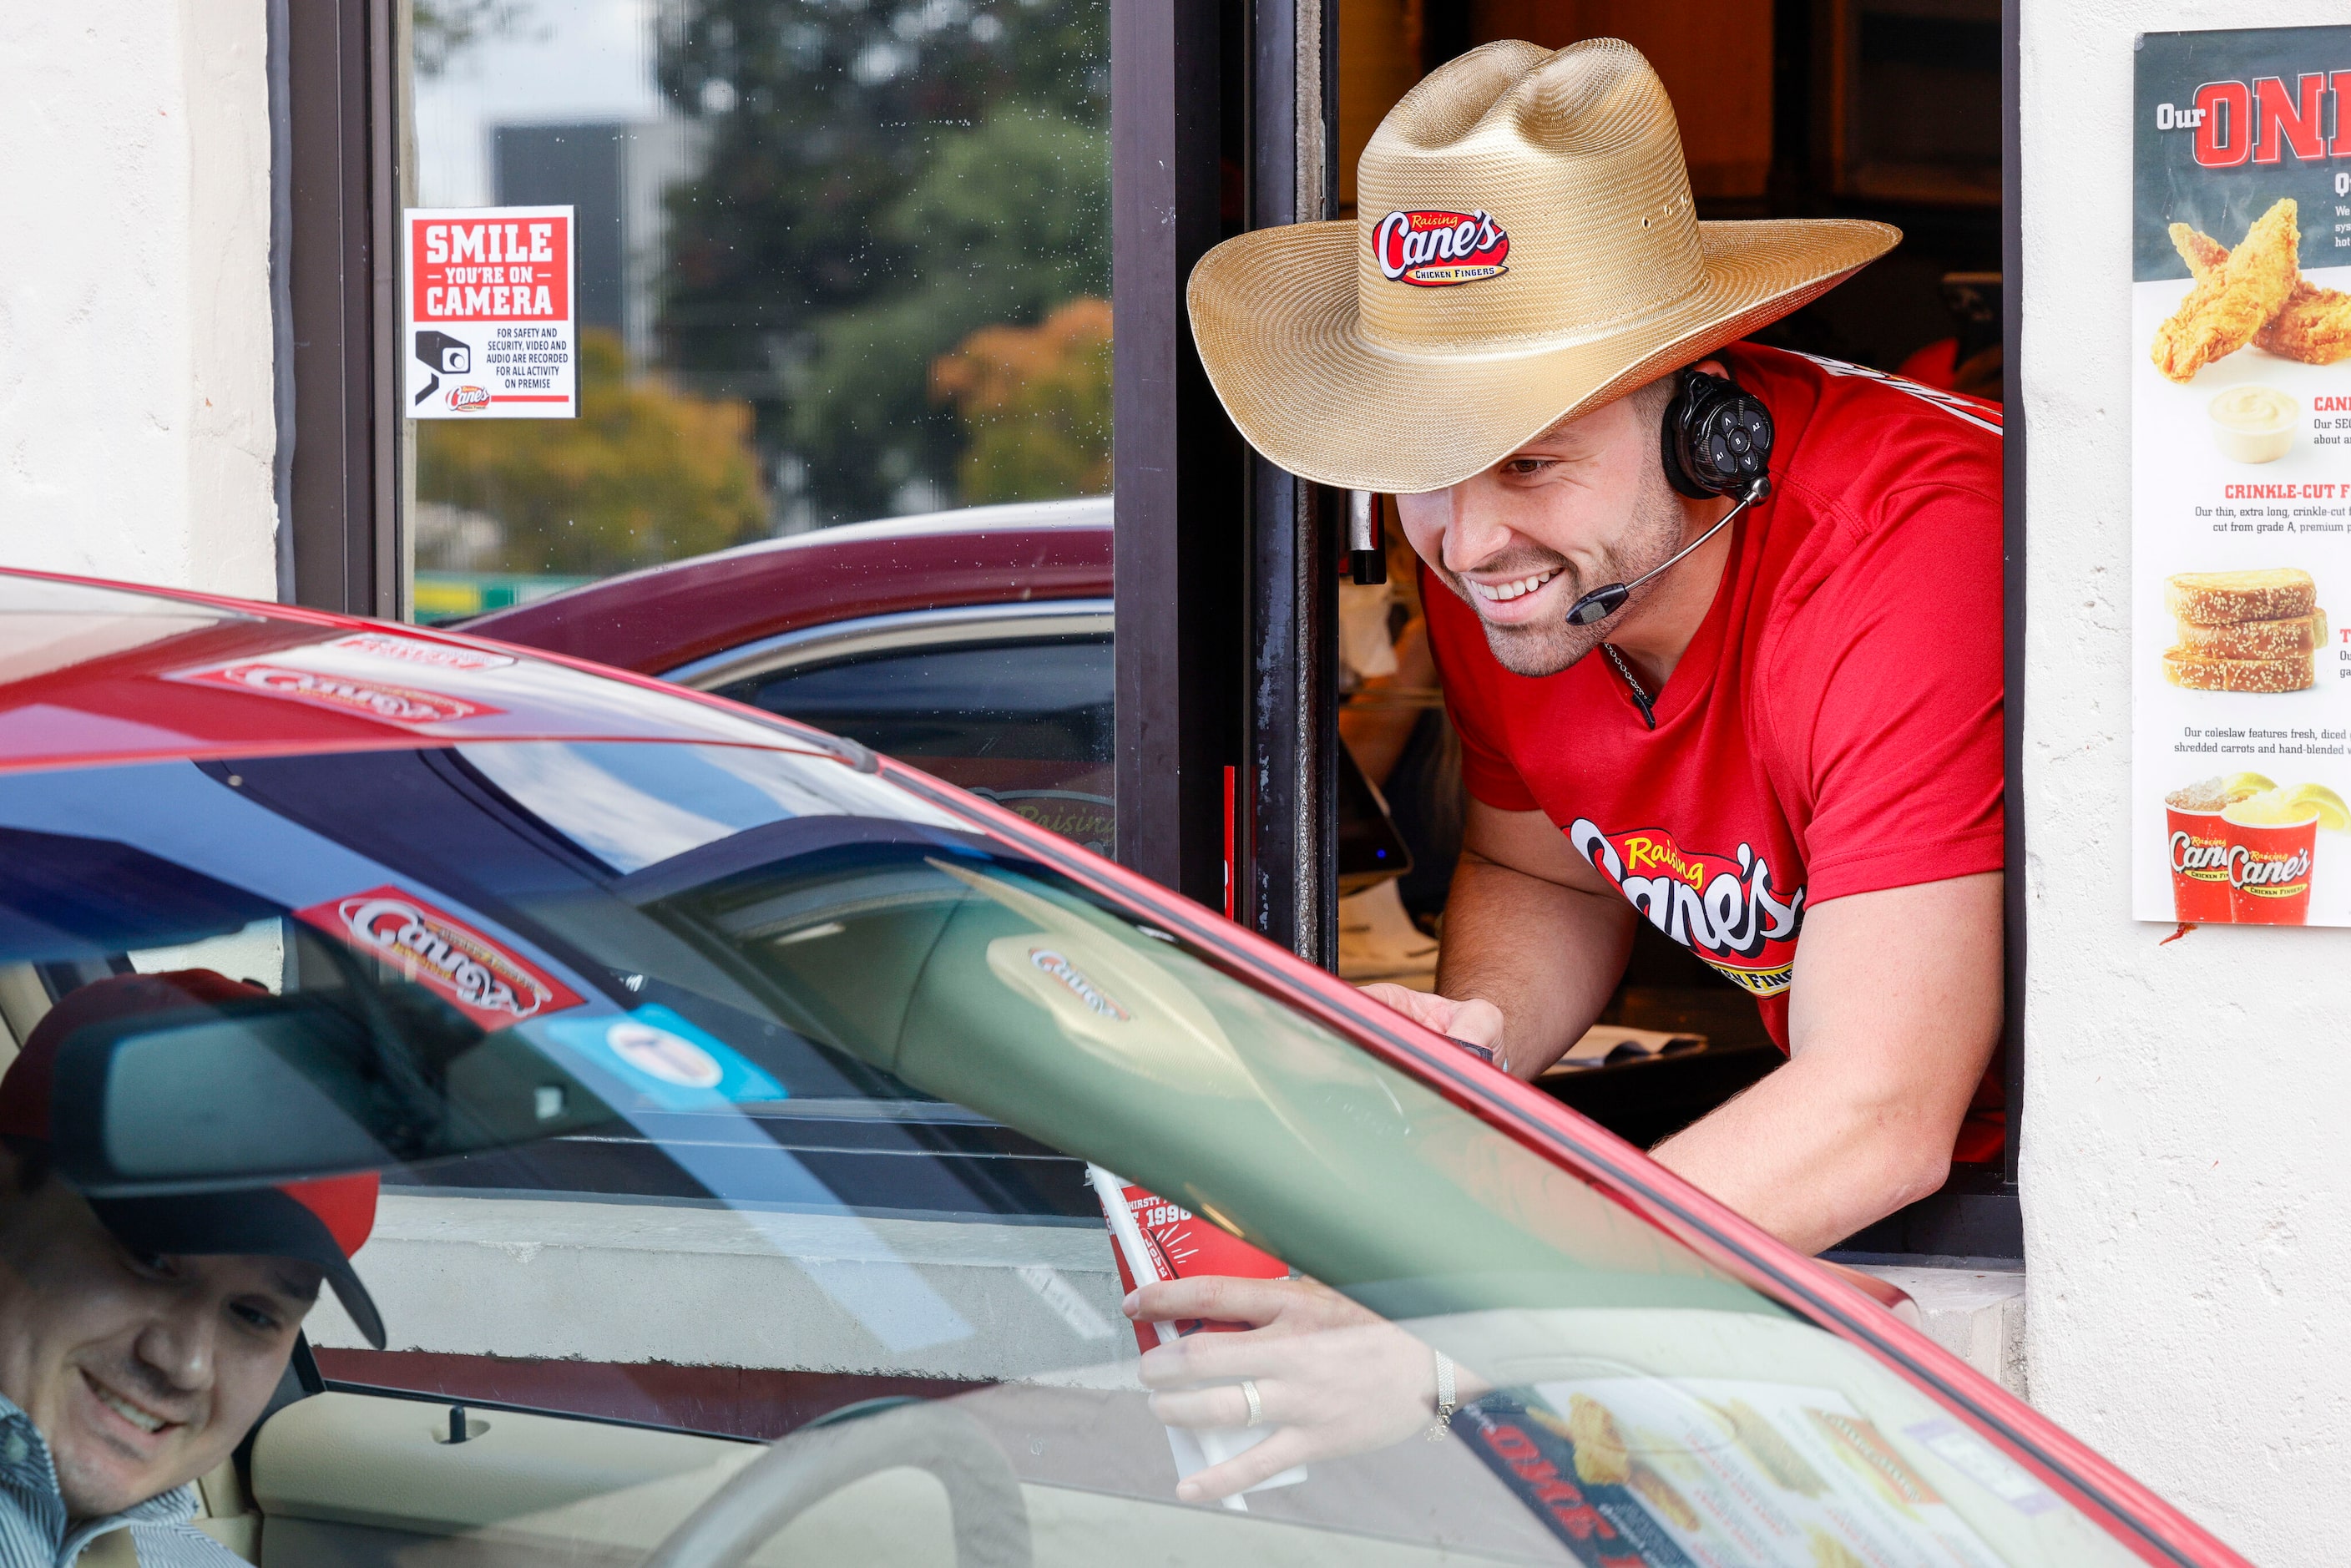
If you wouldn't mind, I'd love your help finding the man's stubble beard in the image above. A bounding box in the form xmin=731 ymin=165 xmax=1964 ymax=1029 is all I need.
xmin=1455 ymin=462 xmax=1691 ymax=678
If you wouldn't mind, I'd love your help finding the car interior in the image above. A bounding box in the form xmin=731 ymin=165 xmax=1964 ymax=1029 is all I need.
xmin=679 ymin=605 xmax=1793 ymax=1159
xmin=0 ymin=745 xmax=2126 ymax=1566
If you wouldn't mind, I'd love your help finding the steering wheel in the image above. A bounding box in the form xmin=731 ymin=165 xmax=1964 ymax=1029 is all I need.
xmin=640 ymin=1400 xmax=1032 ymax=1568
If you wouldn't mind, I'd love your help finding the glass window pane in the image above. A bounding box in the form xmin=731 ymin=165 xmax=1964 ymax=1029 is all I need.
xmin=717 ymin=635 xmax=1112 ymax=852
xmin=404 ymin=0 xmax=1110 ymax=590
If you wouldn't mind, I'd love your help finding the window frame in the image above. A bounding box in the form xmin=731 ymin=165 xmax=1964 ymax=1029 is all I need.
xmin=281 ymin=0 xmax=2023 ymax=1254
xmin=661 ymin=602 xmax=1116 ymax=691
xmin=277 ymin=0 xmax=402 ymax=620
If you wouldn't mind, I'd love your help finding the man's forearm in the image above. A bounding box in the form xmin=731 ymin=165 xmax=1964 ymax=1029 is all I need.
xmin=1434 ymin=850 xmax=1631 ymax=1077
xmin=1647 ymin=873 xmax=2004 ymax=1254
xmin=1646 ymin=1054 xmax=1959 ymax=1254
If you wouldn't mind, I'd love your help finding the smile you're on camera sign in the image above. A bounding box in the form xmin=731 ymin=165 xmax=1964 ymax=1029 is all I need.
xmin=403 ymin=205 xmax=577 ymax=419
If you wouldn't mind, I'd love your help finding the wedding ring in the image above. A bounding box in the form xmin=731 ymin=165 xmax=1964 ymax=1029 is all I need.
xmin=1241 ymin=1377 xmax=1265 ymax=1428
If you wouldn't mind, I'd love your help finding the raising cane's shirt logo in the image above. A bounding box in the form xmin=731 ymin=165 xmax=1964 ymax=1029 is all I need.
xmin=1569 ymin=819 xmax=1806 ymax=997
xmin=171 ymin=662 xmax=502 ymax=727
xmin=1371 ymin=209 xmax=1510 ymax=287
xmin=296 ymin=885 xmax=582 ymax=1029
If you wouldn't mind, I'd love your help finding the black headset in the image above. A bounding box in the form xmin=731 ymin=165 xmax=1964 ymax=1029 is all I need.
xmin=1563 ymin=367 xmax=1775 ymax=627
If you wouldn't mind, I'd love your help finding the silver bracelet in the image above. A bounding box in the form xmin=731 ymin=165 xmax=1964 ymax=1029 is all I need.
xmin=1426 ymin=1349 xmax=1457 ymax=1441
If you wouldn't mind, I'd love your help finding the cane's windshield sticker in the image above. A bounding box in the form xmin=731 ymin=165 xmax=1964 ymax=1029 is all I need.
xmin=1027 ymin=947 xmax=1131 ymax=1021
xmin=328 ymin=632 xmax=516 ymax=672
xmin=538 ymin=1004 xmax=786 ymax=1110
xmin=1372 ymin=209 xmax=1510 ymax=287
xmin=930 ymin=858 xmax=1259 ymax=1098
xmin=297 ymin=885 xmax=581 ymax=1029
xmin=1569 ymin=820 xmax=1804 ymax=998
xmin=169 ymin=661 xmax=503 ymax=727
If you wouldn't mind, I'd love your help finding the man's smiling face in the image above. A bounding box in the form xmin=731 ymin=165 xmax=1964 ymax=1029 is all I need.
xmin=1395 ymin=372 xmax=1695 ymax=678
xmin=0 ymin=1157 xmax=317 ymax=1520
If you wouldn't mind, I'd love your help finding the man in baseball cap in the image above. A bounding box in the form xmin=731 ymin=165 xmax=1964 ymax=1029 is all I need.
xmin=0 ymin=970 xmax=383 ymax=1563
xmin=1188 ymin=39 xmax=2005 ymax=1257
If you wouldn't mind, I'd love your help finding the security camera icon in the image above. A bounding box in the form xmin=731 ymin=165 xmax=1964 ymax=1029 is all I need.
xmin=417 ymin=330 xmax=472 ymax=374
xmin=413 ymin=330 xmax=473 ymax=406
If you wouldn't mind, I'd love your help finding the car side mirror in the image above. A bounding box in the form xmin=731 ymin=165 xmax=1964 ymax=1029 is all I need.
xmin=47 ymin=992 xmax=614 ymax=1195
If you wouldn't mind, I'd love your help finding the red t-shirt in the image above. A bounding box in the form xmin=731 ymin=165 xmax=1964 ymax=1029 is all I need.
xmin=1426 ymin=345 xmax=2005 ymax=1154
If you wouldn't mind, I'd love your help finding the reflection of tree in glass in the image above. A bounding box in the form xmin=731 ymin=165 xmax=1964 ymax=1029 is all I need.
xmin=932 ymin=298 xmax=1110 ymax=503
xmin=654 ymin=1 xmax=1108 ymax=524
xmin=415 ymin=329 xmax=766 ymax=575
xmin=412 ymin=0 xmax=540 ymax=77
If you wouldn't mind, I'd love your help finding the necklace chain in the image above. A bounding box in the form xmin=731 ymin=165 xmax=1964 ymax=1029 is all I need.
xmin=1600 ymin=643 xmax=1656 ymax=731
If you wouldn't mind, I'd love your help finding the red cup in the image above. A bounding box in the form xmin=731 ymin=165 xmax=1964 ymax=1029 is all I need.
xmin=2224 ymin=808 xmax=2318 ymax=925
xmin=1099 ymin=1179 xmax=1287 ymax=1355
xmin=2166 ymin=805 xmax=2235 ymax=923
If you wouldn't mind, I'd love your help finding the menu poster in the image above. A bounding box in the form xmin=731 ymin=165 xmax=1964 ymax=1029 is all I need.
xmin=1456 ymin=1379 xmax=2010 ymax=1566
xmin=2133 ymin=27 xmax=2351 ymax=926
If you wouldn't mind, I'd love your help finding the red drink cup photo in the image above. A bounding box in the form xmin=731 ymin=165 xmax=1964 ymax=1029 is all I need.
xmin=2163 ymin=774 xmax=2271 ymax=923
xmin=2222 ymin=790 xmax=2321 ymax=925
xmin=2165 ymin=807 xmax=2234 ymax=922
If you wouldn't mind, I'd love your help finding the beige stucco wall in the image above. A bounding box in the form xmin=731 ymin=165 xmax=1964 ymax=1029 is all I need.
xmin=0 ymin=2 xmax=279 ymax=597
xmin=2021 ymin=3 xmax=2349 ymax=1562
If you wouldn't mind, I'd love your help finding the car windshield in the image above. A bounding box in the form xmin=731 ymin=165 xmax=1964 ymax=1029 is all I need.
xmin=0 ymin=741 xmax=2134 ymax=1566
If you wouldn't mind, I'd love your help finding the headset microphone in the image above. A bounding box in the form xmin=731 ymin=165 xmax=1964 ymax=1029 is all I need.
xmin=1564 ymin=367 xmax=1774 ymax=628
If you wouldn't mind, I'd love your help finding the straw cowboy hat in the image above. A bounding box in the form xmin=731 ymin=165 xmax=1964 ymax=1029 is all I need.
xmin=1186 ymin=38 xmax=1900 ymax=494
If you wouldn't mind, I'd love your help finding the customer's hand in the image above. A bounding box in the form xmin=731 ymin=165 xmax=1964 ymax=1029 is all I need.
xmin=1126 ymin=1276 xmax=1441 ymax=1502
xmin=1361 ymin=984 xmax=1505 ymax=1058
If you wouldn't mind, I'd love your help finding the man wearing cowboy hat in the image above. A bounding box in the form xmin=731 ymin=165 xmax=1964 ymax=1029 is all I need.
xmin=1191 ymin=38 xmax=2005 ymax=1256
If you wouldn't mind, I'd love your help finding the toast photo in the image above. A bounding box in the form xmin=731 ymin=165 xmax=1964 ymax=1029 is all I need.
xmin=2161 ymin=569 xmax=2322 ymax=693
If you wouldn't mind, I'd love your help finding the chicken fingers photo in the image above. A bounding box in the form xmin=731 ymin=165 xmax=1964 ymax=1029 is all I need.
xmin=2151 ymin=198 xmax=2300 ymax=382
xmin=2167 ymin=206 xmax=2351 ymax=366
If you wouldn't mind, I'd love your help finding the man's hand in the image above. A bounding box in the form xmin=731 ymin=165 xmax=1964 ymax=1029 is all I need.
xmin=1358 ymin=984 xmax=1503 ymax=1052
xmin=1650 ymin=871 xmax=2003 ymax=1254
xmin=1414 ymin=799 xmax=1636 ymax=1078
xmin=1126 ymin=1277 xmax=1446 ymax=1503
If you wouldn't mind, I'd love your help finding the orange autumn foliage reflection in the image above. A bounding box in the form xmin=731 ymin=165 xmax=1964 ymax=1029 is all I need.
xmin=931 ymin=298 xmax=1112 ymax=503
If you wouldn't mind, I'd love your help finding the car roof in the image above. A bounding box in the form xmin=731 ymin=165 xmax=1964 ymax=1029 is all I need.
xmin=0 ymin=569 xmax=857 ymax=775
xmin=462 ymin=496 xmax=1112 ymax=675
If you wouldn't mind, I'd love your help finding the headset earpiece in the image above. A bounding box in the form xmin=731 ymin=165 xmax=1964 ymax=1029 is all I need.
xmin=1564 ymin=367 xmax=1775 ymax=630
xmin=1660 ymin=367 xmax=1774 ymax=499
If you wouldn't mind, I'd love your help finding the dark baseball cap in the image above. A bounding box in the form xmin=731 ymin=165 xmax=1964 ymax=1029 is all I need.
xmin=0 ymin=970 xmax=386 ymax=1349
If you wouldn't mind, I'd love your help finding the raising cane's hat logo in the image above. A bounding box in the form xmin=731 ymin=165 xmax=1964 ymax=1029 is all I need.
xmin=1371 ymin=209 xmax=1511 ymax=287
xmin=297 ymin=885 xmax=581 ymax=1030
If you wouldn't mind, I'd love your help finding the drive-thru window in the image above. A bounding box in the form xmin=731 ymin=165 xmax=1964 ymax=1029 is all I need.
xmin=274 ymin=0 xmax=2015 ymax=1266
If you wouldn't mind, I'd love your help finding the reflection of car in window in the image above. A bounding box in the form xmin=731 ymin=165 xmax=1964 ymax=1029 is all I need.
xmin=464 ymin=498 xmax=1119 ymax=855
xmin=463 ymin=497 xmax=1410 ymax=877
xmin=0 ymin=569 xmax=2240 ymax=1567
